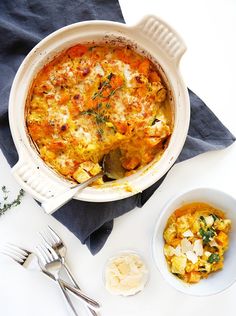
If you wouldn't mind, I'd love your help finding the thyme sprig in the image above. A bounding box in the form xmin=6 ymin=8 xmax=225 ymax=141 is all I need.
xmin=107 ymin=85 xmax=123 ymax=97
xmin=0 ymin=186 xmax=24 ymax=216
xmin=81 ymin=109 xmax=108 ymax=124
xmin=92 ymin=80 xmax=111 ymax=100
xmin=92 ymin=72 xmax=113 ymax=100
xmin=81 ymin=72 xmax=122 ymax=139
xmin=92 ymin=72 xmax=122 ymax=100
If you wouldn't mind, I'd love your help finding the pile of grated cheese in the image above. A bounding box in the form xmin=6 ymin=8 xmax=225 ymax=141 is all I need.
xmin=105 ymin=253 xmax=148 ymax=296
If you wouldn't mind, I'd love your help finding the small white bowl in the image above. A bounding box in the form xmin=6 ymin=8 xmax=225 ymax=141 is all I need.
xmin=103 ymin=250 xmax=149 ymax=296
xmin=152 ymin=187 xmax=236 ymax=296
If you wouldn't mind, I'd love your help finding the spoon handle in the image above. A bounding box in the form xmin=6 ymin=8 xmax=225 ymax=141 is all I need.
xmin=41 ymin=172 xmax=103 ymax=214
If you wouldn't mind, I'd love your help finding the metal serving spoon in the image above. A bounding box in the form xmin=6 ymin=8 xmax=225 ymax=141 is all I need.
xmin=41 ymin=149 xmax=125 ymax=214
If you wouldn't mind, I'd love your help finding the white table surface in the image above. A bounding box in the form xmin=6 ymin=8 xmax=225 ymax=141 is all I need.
xmin=0 ymin=0 xmax=236 ymax=315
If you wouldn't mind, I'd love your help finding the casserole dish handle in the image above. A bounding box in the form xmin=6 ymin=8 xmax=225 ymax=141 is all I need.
xmin=11 ymin=156 xmax=62 ymax=204
xmin=134 ymin=15 xmax=187 ymax=67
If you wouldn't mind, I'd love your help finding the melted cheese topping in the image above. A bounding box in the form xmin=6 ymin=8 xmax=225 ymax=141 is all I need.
xmin=26 ymin=44 xmax=172 ymax=183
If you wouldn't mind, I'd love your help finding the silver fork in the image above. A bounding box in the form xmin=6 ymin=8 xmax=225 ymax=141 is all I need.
xmin=36 ymin=240 xmax=100 ymax=311
xmin=36 ymin=242 xmax=79 ymax=316
xmin=41 ymin=227 xmax=100 ymax=316
xmin=1 ymin=244 xmax=39 ymax=269
xmin=41 ymin=226 xmax=79 ymax=286
xmin=2 ymin=243 xmax=100 ymax=312
xmin=1 ymin=243 xmax=79 ymax=315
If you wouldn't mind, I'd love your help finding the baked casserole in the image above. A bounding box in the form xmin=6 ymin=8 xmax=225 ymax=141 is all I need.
xmin=26 ymin=43 xmax=173 ymax=184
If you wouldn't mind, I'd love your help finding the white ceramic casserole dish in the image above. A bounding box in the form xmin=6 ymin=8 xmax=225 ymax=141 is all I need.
xmin=9 ymin=15 xmax=190 ymax=210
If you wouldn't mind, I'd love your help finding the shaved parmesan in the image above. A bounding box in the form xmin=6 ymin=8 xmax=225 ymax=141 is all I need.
xmin=209 ymin=239 xmax=219 ymax=248
xmin=186 ymin=251 xmax=198 ymax=264
xmin=181 ymin=238 xmax=193 ymax=253
xmin=174 ymin=245 xmax=182 ymax=257
xmin=105 ymin=253 xmax=148 ymax=296
xmin=205 ymin=215 xmax=214 ymax=227
xmin=183 ymin=229 xmax=194 ymax=238
xmin=164 ymin=245 xmax=175 ymax=257
xmin=193 ymin=239 xmax=203 ymax=256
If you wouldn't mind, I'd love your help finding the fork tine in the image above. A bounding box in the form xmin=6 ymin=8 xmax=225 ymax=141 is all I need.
xmin=47 ymin=226 xmax=61 ymax=243
xmin=41 ymin=242 xmax=53 ymax=261
xmin=41 ymin=239 xmax=58 ymax=261
xmin=39 ymin=231 xmax=53 ymax=247
xmin=4 ymin=244 xmax=27 ymax=260
xmin=45 ymin=230 xmax=57 ymax=245
xmin=1 ymin=243 xmax=32 ymax=265
xmin=1 ymin=249 xmax=25 ymax=263
xmin=36 ymin=244 xmax=49 ymax=265
xmin=7 ymin=243 xmax=30 ymax=257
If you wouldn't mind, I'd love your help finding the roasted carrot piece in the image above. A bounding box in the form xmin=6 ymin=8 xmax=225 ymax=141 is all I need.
xmin=114 ymin=121 xmax=128 ymax=134
xmin=138 ymin=60 xmax=150 ymax=75
xmin=67 ymin=44 xmax=88 ymax=58
xmin=215 ymin=231 xmax=228 ymax=246
xmin=28 ymin=123 xmax=53 ymax=140
xmin=174 ymin=208 xmax=192 ymax=218
xmin=48 ymin=141 xmax=65 ymax=152
xmin=122 ymin=157 xmax=140 ymax=170
xmin=86 ymin=99 xmax=98 ymax=110
xmin=149 ymin=71 xmax=161 ymax=83
xmin=110 ymin=75 xmax=123 ymax=89
xmin=136 ymin=86 xmax=147 ymax=97
xmin=170 ymin=238 xmax=181 ymax=248
xmin=58 ymin=92 xmax=70 ymax=105
xmin=189 ymin=272 xmax=201 ymax=283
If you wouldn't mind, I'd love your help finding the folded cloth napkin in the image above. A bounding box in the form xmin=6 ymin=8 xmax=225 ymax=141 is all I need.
xmin=0 ymin=0 xmax=235 ymax=254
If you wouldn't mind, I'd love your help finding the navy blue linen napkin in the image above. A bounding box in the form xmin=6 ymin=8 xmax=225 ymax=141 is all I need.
xmin=0 ymin=0 xmax=235 ymax=254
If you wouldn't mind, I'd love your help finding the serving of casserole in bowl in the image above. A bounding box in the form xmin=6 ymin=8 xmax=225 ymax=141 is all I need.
xmin=152 ymin=188 xmax=236 ymax=296
xmin=9 ymin=15 xmax=190 ymax=209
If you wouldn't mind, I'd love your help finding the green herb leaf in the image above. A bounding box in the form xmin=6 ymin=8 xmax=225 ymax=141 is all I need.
xmin=81 ymin=109 xmax=94 ymax=115
xmin=107 ymin=73 xmax=114 ymax=80
xmin=92 ymin=81 xmax=111 ymax=100
xmin=108 ymin=85 xmax=123 ymax=97
xmin=97 ymin=128 xmax=104 ymax=139
xmin=207 ymin=253 xmax=220 ymax=264
xmin=200 ymin=215 xmax=207 ymax=226
xmin=199 ymin=227 xmax=216 ymax=244
xmin=0 ymin=188 xmax=24 ymax=217
xmin=81 ymin=109 xmax=107 ymax=125
xmin=95 ymin=114 xmax=107 ymax=124
xmin=92 ymin=74 xmax=121 ymax=100
xmin=92 ymin=92 xmax=99 ymax=100
xmin=2 ymin=186 xmax=7 ymax=193
xmin=211 ymin=214 xmax=219 ymax=221
xmin=88 ymin=46 xmax=97 ymax=51
xmin=151 ymin=118 xmax=160 ymax=126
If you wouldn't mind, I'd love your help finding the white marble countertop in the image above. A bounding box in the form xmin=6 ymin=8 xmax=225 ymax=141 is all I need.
xmin=0 ymin=0 xmax=236 ymax=315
